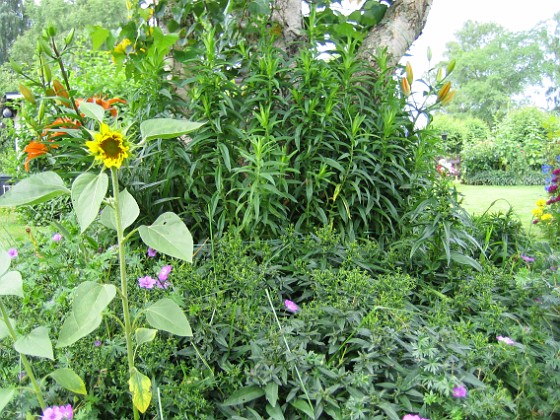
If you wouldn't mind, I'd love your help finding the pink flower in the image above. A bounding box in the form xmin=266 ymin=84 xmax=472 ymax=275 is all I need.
xmin=58 ymin=404 xmax=73 ymax=419
xmin=155 ymin=278 xmax=171 ymax=289
xmin=138 ymin=276 xmax=156 ymax=289
xmin=402 ymin=415 xmax=429 ymax=420
xmin=158 ymin=264 xmax=172 ymax=281
xmin=497 ymin=335 xmax=515 ymax=345
xmin=41 ymin=405 xmax=73 ymax=420
xmin=284 ymin=299 xmax=299 ymax=313
xmin=52 ymin=233 xmax=62 ymax=242
xmin=7 ymin=248 xmax=17 ymax=259
xmin=452 ymin=385 xmax=468 ymax=398
xmin=147 ymin=247 xmax=157 ymax=257
xmin=94 ymin=340 xmax=102 ymax=347
xmin=520 ymin=254 xmax=535 ymax=263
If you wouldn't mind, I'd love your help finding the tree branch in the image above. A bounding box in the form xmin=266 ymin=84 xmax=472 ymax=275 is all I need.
xmin=359 ymin=0 xmax=434 ymax=68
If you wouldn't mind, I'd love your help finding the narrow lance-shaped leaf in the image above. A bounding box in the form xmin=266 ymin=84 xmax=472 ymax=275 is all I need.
xmin=14 ymin=326 xmax=54 ymax=360
xmin=138 ymin=212 xmax=193 ymax=262
xmin=0 ymin=172 xmax=69 ymax=207
xmin=140 ymin=118 xmax=205 ymax=142
xmin=71 ymin=172 xmax=108 ymax=233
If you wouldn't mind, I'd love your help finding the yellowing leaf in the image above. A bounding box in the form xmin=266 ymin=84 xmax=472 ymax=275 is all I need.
xmin=128 ymin=368 xmax=151 ymax=413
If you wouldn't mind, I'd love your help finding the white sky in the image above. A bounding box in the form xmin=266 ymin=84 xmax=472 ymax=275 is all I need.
xmin=405 ymin=0 xmax=560 ymax=78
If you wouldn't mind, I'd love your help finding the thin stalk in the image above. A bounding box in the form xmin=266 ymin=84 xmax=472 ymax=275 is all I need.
xmin=111 ymin=167 xmax=139 ymax=420
xmin=0 ymin=300 xmax=45 ymax=410
xmin=264 ymin=289 xmax=313 ymax=416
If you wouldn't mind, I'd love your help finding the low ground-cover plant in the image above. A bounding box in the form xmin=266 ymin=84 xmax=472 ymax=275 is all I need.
xmin=1 ymin=227 xmax=559 ymax=418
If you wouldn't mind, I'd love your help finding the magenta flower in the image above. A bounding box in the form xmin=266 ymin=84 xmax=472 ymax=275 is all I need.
xmin=147 ymin=247 xmax=157 ymax=257
xmin=452 ymin=385 xmax=468 ymax=398
xmin=52 ymin=233 xmax=62 ymax=242
xmin=41 ymin=404 xmax=73 ymax=420
xmin=138 ymin=276 xmax=156 ymax=289
xmin=158 ymin=264 xmax=172 ymax=281
xmin=155 ymin=278 xmax=171 ymax=289
xmin=520 ymin=254 xmax=535 ymax=263
xmin=402 ymin=415 xmax=429 ymax=420
xmin=497 ymin=335 xmax=515 ymax=345
xmin=94 ymin=339 xmax=102 ymax=347
xmin=7 ymin=248 xmax=17 ymax=259
xmin=284 ymin=299 xmax=299 ymax=313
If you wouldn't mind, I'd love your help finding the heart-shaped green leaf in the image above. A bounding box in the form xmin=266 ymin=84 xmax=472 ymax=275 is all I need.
xmin=14 ymin=326 xmax=53 ymax=359
xmin=49 ymin=368 xmax=87 ymax=395
xmin=135 ymin=328 xmax=158 ymax=347
xmin=138 ymin=212 xmax=193 ymax=262
xmin=79 ymin=101 xmax=105 ymax=123
xmin=57 ymin=282 xmax=116 ymax=347
xmin=0 ymin=172 xmax=69 ymax=207
xmin=0 ymin=317 xmax=15 ymax=340
xmin=140 ymin=118 xmax=204 ymax=142
xmin=99 ymin=189 xmax=139 ymax=231
xmin=72 ymin=172 xmax=108 ymax=233
xmin=0 ymin=271 xmax=23 ymax=297
xmin=145 ymin=298 xmax=192 ymax=337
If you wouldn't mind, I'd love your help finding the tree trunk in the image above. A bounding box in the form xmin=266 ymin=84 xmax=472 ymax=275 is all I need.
xmin=359 ymin=0 xmax=433 ymax=68
xmin=271 ymin=0 xmax=305 ymax=52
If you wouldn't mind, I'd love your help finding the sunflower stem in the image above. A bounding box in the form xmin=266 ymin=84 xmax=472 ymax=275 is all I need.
xmin=111 ymin=167 xmax=139 ymax=420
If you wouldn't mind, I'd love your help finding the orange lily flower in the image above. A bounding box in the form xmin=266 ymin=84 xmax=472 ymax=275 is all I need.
xmin=23 ymin=141 xmax=49 ymax=172
xmin=41 ymin=117 xmax=81 ymax=139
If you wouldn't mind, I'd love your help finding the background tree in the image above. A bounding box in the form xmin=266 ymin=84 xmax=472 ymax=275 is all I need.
xmin=540 ymin=12 xmax=560 ymax=111
xmin=0 ymin=0 xmax=27 ymax=64
xmin=440 ymin=21 xmax=544 ymax=125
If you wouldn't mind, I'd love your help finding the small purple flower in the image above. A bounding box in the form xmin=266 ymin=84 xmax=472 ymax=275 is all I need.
xmin=41 ymin=405 xmax=73 ymax=420
xmin=18 ymin=371 xmax=25 ymax=381
xmin=155 ymin=278 xmax=171 ymax=289
xmin=7 ymin=248 xmax=17 ymax=259
xmin=402 ymin=415 xmax=429 ymax=420
xmin=284 ymin=299 xmax=299 ymax=313
xmin=158 ymin=264 xmax=172 ymax=281
xmin=520 ymin=254 xmax=535 ymax=263
xmin=58 ymin=404 xmax=73 ymax=419
xmin=497 ymin=335 xmax=515 ymax=345
xmin=52 ymin=233 xmax=63 ymax=242
xmin=553 ymin=167 xmax=560 ymax=175
xmin=138 ymin=276 xmax=156 ymax=289
xmin=94 ymin=340 xmax=102 ymax=347
xmin=452 ymin=385 xmax=468 ymax=398
xmin=147 ymin=247 xmax=157 ymax=257
xmin=543 ymin=164 xmax=552 ymax=174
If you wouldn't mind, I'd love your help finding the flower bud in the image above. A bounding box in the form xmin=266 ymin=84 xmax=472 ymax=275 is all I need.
xmin=427 ymin=46 xmax=432 ymax=62
xmin=53 ymin=80 xmax=69 ymax=99
xmin=400 ymin=77 xmax=411 ymax=97
xmin=436 ymin=68 xmax=444 ymax=83
xmin=440 ymin=90 xmax=456 ymax=105
xmin=437 ymin=81 xmax=452 ymax=102
xmin=18 ymin=84 xmax=36 ymax=105
xmin=405 ymin=61 xmax=413 ymax=85
xmin=446 ymin=59 xmax=456 ymax=75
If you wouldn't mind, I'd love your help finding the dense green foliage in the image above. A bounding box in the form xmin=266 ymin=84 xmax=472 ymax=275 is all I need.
xmin=1 ymin=219 xmax=558 ymax=419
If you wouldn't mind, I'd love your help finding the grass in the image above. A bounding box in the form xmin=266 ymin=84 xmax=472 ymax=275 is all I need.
xmin=0 ymin=209 xmax=27 ymax=249
xmin=455 ymin=183 xmax=544 ymax=233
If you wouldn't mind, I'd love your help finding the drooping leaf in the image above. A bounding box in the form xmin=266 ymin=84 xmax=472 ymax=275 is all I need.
xmin=135 ymin=328 xmax=158 ymax=347
xmin=57 ymin=282 xmax=116 ymax=347
xmin=14 ymin=326 xmax=53 ymax=360
xmin=0 ymin=172 xmax=69 ymax=207
xmin=222 ymin=386 xmax=265 ymax=406
xmin=0 ymin=388 xmax=16 ymax=413
xmin=138 ymin=212 xmax=193 ymax=262
xmin=49 ymin=368 xmax=87 ymax=395
xmin=128 ymin=367 xmax=152 ymax=413
xmin=0 ymin=271 xmax=23 ymax=297
xmin=79 ymin=101 xmax=105 ymax=123
xmin=71 ymin=172 xmax=109 ymax=233
xmin=265 ymin=382 xmax=278 ymax=407
xmin=0 ymin=317 xmax=15 ymax=340
xmin=140 ymin=118 xmax=205 ymax=142
xmin=145 ymin=298 xmax=192 ymax=337
xmin=99 ymin=189 xmax=139 ymax=231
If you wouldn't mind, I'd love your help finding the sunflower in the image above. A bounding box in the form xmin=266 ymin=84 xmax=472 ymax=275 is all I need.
xmin=85 ymin=124 xmax=129 ymax=168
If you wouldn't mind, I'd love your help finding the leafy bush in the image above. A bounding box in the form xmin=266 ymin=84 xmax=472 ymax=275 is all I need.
xmin=462 ymin=170 xmax=543 ymax=186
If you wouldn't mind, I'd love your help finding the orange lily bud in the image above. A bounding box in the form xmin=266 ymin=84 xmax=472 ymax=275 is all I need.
xmin=401 ymin=77 xmax=411 ymax=97
xmin=440 ymin=90 xmax=456 ymax=105
xmin=437 ymin=81 xmax=452 ymax=102
xmin=405 ymin=62 xmax=414 ymax=85
xmin=53 ymin=80 xmax=69 ymax=99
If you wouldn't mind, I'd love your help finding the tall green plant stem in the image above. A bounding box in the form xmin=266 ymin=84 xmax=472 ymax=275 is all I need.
xmin=110 ymin=167 xmax=139 ymax=420
xmin=0 ymin=301 xmax=45 ymax=410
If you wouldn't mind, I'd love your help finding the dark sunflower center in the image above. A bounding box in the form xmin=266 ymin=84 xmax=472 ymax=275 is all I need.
xmin=100 ymin=136 xmax=122 ymax=158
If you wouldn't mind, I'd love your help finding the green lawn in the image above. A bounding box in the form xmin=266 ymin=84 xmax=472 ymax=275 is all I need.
xmin=0 ymin=209 xmax=27 ymax=249
xmin=455 ymin=183 xmax=545 ymax=232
